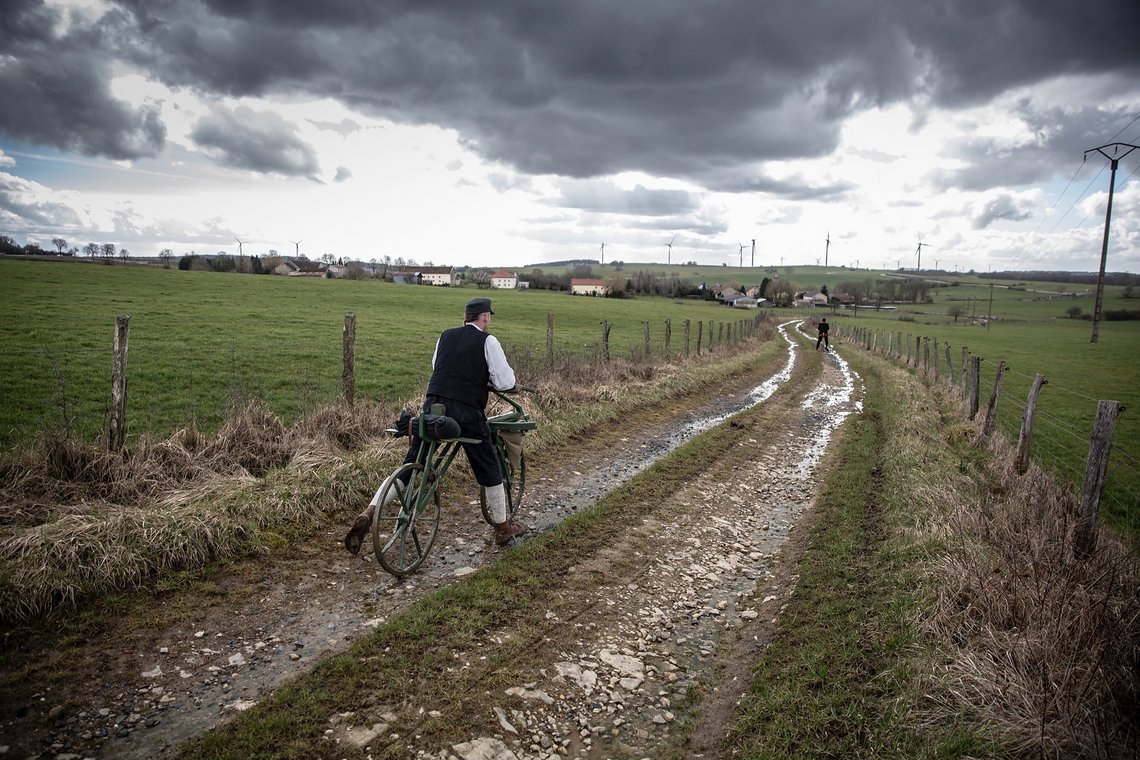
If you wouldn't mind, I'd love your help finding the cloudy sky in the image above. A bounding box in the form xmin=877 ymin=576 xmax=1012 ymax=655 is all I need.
xmin=2 ymin=0 xmax=1139 ymax=273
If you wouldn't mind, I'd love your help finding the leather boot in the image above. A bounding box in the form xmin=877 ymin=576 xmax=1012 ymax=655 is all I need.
xmin=343 ymin=509 xmax=373 ymax=555
xmin=493 ymin=520 xmax=528 ymax=546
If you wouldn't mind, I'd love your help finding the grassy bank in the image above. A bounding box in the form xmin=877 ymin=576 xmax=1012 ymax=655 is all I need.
xmin=728 ymin=346 xmax=1139 ymax=758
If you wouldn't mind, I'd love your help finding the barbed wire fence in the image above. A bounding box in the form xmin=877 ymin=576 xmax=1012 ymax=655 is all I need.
xmin=833 ymin=320 xmax=1138 ymax=546
xmin=0 ymin=311 xmax=770 ymax=450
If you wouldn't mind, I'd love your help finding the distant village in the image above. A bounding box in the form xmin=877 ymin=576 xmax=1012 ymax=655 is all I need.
xmin=5 ymin=235 xmax=1130 ymax=308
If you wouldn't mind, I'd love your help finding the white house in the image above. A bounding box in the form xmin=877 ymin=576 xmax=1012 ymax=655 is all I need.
xmin=490 ymin=270 xmax=518 ymax=289
xmin=392 ymin=266 xmax=458 ymax=286
xmin=570 ymin=278 xmax=608 ymax=296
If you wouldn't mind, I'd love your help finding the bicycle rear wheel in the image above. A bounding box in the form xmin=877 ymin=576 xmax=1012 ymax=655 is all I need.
xmin=480 ymin=445 xmax=526 ymax=524
xmin=372 ymin=463 xmax=441 ymax=576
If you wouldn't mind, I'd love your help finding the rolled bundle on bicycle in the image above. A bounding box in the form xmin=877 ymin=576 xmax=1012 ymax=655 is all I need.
xmin=390 ymin=408 xmax=462 ymax=442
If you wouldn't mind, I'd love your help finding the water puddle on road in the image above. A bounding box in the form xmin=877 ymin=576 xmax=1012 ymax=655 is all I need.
xmin=531 ymin=320 xmax=862 ymax=525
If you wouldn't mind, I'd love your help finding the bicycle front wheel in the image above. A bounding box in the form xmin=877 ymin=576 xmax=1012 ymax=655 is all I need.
xmin=372 ymin=463 xmax=441 ymax=576
xmin=480 ymin=447 xmax=526 ymax=524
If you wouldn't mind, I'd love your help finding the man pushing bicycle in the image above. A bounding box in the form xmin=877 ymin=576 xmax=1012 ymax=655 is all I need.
xmin=343 ymin=296 xmax=528 ymax=554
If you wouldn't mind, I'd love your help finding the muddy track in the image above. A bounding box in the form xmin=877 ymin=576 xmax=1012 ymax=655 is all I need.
xmin=0 ymin=322 xmax=862 ymax=759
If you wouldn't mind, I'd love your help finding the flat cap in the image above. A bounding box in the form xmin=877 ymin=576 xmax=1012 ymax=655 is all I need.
xmin=465 ymin=297 xmax=494 ymax=316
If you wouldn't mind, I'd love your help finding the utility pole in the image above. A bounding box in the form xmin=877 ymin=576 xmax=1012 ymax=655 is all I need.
xmin=987 ymin=283 xmax=993 ymax=330
xmin=1084 ymin=142 xmax=1138 ymax=343
xmin=751 ymin=238 xmax=755 ymax=267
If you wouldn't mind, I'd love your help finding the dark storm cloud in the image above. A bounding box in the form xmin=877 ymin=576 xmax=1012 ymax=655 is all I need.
xmin=931 ymin=105 xmax=1140 ymax=192
xmin=4 ymin=0 xmax=1140 ymax=195
xmin=190 ymin=105 xmax=321 ymax=177
xmin=0 ymin=1 xmax=165 ymax=160
xmin=972 ymin=195 xmax=1032 ymax=229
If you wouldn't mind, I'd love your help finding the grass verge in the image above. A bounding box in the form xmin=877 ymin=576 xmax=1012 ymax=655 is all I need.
xmin=726 ymin=347 xmax=1000 ymax=758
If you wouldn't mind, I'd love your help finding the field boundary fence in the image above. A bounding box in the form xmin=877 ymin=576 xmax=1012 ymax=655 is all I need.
xmin=0 ymin=311 xmax=770 ymax=452
xmin=832 ymin=319 xmax=1138 ymax=548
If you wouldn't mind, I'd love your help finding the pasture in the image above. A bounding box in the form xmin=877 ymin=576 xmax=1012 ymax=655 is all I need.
xmin=0 ymin=259 xmax=741 ymax=446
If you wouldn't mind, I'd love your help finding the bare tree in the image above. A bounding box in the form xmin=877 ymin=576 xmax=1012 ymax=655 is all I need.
xmin=158 ymin=248 xmax=173 ymax=268
xmin=51 ymin=237 xmax=68 ymax=253
xmin=119 ymin=248 xmax=129 ymax=260
xmin=83 ymin=242 xmax=99 ymax=258
xmin=100 ymin=243 xmax=116 ymax=260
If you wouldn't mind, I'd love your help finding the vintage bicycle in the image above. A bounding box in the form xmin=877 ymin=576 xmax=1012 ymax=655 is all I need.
xmin=370 ymin=387 xmax=537 ymax=577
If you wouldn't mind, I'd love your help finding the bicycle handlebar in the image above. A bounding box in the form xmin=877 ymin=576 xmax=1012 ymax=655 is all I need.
xmin=489 ymin=385 xmax=536 ymax=419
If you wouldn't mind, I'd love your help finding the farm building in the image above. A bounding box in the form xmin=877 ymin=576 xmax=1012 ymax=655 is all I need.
xmin=392 ymin=266 xmax=459 ymax=286
xmin=276 ymin=260 xmax=328 ymax=277
xmin=490 ymin=270 xmax=518 ymax=289
xmin=570 ymin=278 xmax=609 ymax=296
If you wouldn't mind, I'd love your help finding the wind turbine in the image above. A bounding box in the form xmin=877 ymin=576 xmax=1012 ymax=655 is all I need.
xmin=291 ymin=239 xmax=304 ymax=258
xmin=824 ymin=230 xmax=831 ymax=267
xmin=916 ymin=240 xmax=932 ymax=271
xmin=665 ymin=235 xmax=674 ymax=264
xmin=751 ymin=238 xmax=756 ymax=267
xmin=599 ymin=242 xmax=605 ymax=265
xmin=738 ymin=243 xmax=744 ymax=267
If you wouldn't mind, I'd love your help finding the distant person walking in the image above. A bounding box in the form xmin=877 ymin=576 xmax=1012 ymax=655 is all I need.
xmin=816 ymin=318 xmax=830 ymax=351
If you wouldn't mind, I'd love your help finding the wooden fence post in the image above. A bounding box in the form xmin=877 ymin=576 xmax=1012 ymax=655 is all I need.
xmin=980 ymin=360 xmax=1007 ymax=440
xmin=1076 ymin=400 xmax=1124 ymax=556
xmin=717 ymin=321 xmax=723 ymax=347
xmin=906 ymin=334 xmax=912 ymax=365
xmin=923 ymin=337 xmax=930 ymax=373
xmin=109 ymin=314 xmax=131 ymax=452
xmin=665 ymin=318 xmax=672 ymax=356
xmin=642 ymin=321 xmax=651 ymax=358
xmin=960 ymin=347 xmax=968 ymax=397
xmin=932 ymin=337 xmax=940 ymax=381
xmin=546 ymin=313 xmax=554 ymax=368
xmin=684 ymin=319 xmax=691 ymax=357
xmin=601 ymin=319 xmax=611 ymax=361
xmin=968 ymin=355 xmax=982 ymax=419
xmin=696 ymin=320 xmax=703 ymax=356
xmin=1015 ymin=374 xmax=1047 ymax=474
xmin=708 ymin=320 xmax=714 ymax=351
xmin=342 ymin=312 xmax=356 ymax=405
xmin=945 ymin=343 xmax=954 ymax=388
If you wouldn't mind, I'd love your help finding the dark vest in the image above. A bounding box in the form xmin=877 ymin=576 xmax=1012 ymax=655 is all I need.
xmin=427 ymin=325 xmax=491 ymax=409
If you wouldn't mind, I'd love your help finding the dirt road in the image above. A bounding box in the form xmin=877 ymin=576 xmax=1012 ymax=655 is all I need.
xmin=0 ymin=322 xmax=861 ymax=759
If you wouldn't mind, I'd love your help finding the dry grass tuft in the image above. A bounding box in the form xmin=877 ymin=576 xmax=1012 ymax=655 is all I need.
xmin=920 ymin=408 xmax=1139 ymax=757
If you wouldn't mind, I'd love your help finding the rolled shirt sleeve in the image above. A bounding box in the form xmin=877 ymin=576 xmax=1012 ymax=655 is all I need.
xmin=484 ymin=335 xmax=516 ymax=391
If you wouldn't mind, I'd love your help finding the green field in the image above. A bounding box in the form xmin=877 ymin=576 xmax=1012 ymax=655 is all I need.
xmin=0 ymin=259 xmax=747 ymax=445
xmin=824 ymin=300 xmax=1140 ymax=538
xmin=2 ymin=258 xmax=1136 ymax=536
